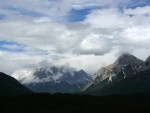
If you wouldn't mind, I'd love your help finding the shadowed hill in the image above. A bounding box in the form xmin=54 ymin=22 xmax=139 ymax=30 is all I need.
xmin=0 ymin=72 xmax=31 ymax=95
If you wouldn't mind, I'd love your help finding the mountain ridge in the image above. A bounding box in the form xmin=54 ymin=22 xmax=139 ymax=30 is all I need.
xmin=82 ymin=53 xmax=150 ymax=95
xmin=0 ymin=72 xmax=31 ymax=95
xmin=12 ymin=65 xmax=91 ymax=93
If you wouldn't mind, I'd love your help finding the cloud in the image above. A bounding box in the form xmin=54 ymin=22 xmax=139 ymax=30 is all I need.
xmin=84 ymin=6 xmax=150 ymax=50
xmin=85 ymin=8 xmax=126 ymax=28
xmin=0 ymin=0 xmax=144 ymax=20
xmin=0 ymin=1 xmax=150 ymax=75
xmin=11 ymin=60 xmax=78 ymax=84
xmin=0 ymin=18 xmax=116 ymax=56
xmin=125 ymin=6 xmax=150 ymax=15
xmin=0 ymin=51 xmax=44 ymax=74
xmin=73 ymin=31 xmax=113 ymax=55
xmin=0 ymin=19 xmax=85 ymax=53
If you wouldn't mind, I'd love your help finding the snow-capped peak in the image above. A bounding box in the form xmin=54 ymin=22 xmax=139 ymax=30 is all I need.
xmin=11 ymin=65 xmax=91 ymax=85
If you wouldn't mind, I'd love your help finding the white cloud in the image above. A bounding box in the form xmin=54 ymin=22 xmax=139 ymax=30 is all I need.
xmin=84 ymin=6 xmax=150 ymax=53
xmin=61 ymin=53 xmax=118 ymax=74
xmin=11 ymin=69 xmax=35 ymax=84
xmin=0 ymin=51 xmax=45 ymax=74
xmin=85 ymin=8 xmax=126 ymax=28
xmin=0 ymin=0 xmax=135 ymax=20
xmin=73 ymin=32 xmax=113 ymax=55
xmin=0 ymin=1 xmax=150 ymax=75
xmin=0 ymin=19 xmax=85 ymax=53
xmin=125 ymin=6 xmax=150 ymax=16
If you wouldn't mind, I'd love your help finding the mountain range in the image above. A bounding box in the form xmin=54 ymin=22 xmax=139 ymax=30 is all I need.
xmin=12 ymin=65 xmax=91 ymax=93
xmin=1 ymin=53 xmax=150 ymax=95
xmin=1 ymin=54 xmax=150 ymax=113
xmin=82 ymin=53 xmax=150 ymax=95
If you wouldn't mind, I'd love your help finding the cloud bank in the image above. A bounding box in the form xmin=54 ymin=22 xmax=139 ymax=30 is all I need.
xmin=0 ymin=0 xmax=150 ymax=74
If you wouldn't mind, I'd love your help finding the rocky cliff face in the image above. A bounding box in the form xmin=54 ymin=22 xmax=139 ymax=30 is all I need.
xmin=82 ymin=54 xmax=150 ymax=95
xmin=91 ymin=54 xmax=144 ymax=85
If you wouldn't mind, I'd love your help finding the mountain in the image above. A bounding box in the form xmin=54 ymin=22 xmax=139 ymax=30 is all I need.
xmin=12 ymin=65 xmax=91 ymax=93
xmin=0 ymin=72 xmax=31 ymax=95
xmin=143 ymin=56 xmax=150 ymax=70
xmin=83 ymin=54 xmax=150 ymax=95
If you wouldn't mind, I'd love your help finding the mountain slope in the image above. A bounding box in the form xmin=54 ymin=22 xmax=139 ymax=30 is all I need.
xmin=85 ymin=69 xmax=150 ymax=95
xmin=0 ymin=72 xmax=31 ymax=95
xmin=83 ymin=54 xmax=150 ymax=95
xmin=12 ymin=66 xmax=91 ymax=93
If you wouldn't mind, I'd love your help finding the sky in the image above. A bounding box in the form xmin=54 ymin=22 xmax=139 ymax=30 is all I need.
xmin=0 ymin=0 xmax=150 ymax=75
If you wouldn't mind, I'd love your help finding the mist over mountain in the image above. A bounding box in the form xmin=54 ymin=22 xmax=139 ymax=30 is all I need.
xmin=1 ymin=53 xmax=150 ymax=113
xmin=12 ymin=64 xmax=91 ymax=93
xmin=0 ymin=0 xmax=150 ymax=113
xmin=11 ymin=54 xmax=150 ymax=95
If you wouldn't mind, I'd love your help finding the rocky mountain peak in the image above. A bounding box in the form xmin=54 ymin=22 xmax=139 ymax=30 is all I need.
xmin=89 ymin=54 xmax=144 ymax=87
xmin=83 ymin=54 xmax=150 ymax=94
xmin=113 ymin=53 xmax=144 ymax=72
xmin=114 ymin=53 xmax=143 ymax=65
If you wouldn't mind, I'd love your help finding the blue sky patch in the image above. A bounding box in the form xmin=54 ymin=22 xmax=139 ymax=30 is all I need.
xmin=0 ymin=14 xmax=6 ymax=20
xmin=67 ymin=6 xmax=108 ymax=22
xmin=67 ymin=8 xmax=91 ymax=22
xmin=0 ymin=40 xmax=26 ymax=52
xmin=125 ymin=0 xmax=150 ymax=9
xmin=3 ymin=6 xmax=44 ymax=18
